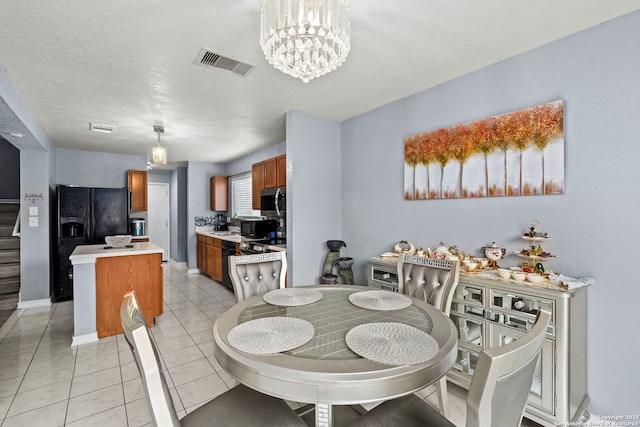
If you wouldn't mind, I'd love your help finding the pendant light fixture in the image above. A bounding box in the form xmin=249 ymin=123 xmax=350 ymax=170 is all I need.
xmin=260 ymin=0 xmax=351 ymax=83
xmin=152 ymin=125 xmax=167 ymax=166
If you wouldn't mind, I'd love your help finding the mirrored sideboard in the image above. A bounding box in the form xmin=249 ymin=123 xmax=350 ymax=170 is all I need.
xmin=366 ymin=257 xmax=590 ymax=426
xmin=448 ymin=273 xmax=589 ymax=426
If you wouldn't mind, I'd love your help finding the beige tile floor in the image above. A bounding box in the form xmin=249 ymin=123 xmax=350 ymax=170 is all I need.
xmin=0 ymin=264 xmax=545 ymax=426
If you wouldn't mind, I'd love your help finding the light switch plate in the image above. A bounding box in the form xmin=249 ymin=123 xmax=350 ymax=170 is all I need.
xmin=29 ymin=206 xmax=38 ymax=216
xmin=29 ymin=217 xmax=39 ymax=227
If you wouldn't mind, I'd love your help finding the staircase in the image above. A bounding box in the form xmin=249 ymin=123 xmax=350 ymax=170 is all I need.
xmin=0 ymin=202 xmax=20 ymax=327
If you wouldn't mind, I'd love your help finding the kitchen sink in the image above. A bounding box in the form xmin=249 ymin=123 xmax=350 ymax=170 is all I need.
xmin=210 ymin=231 xmax=239 ymax=237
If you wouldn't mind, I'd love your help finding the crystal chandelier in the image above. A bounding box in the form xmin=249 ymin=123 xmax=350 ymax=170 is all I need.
xmin=152 ymin=125 xmax=167 ymax=166
xmin=260 ymin=0 xmax=350 ymax=83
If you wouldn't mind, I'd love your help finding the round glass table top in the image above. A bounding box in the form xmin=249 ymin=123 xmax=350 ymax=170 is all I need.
xmin=237 ymin=287 xmax=434 ymax=360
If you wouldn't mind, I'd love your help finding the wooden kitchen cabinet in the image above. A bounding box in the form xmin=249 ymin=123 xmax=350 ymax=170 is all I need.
xmin=128 ymin=170 xmax=148 ymax=212
xmin=252 ymin=161 xmax=264 ymax=210
xmin=210 ymin=176 xmax=228 ymax=211
xmin=252 ymin=155 xmax=287 ymax=210
xmin=95 ymin=252 xmax=162 ymax=337
xmin=264 ymin=157 xmax=277 ymax=189
xmin=276 ymin=154 xmax=286 ymax=187
xmin=198 ymin=235 xmax=223 ymax=282
xmin=197 ymin=235 xmax=206 ymax=270
xmin=212 ymin=239 xmax=222 ymax=282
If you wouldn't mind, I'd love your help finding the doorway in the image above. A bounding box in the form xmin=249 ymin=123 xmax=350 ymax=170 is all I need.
xmin=148 ymin=183 xmax=170 ymax=262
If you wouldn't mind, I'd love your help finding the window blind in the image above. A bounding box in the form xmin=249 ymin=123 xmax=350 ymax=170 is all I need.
xmin=230 ymin=173 xmax=261 ymax=217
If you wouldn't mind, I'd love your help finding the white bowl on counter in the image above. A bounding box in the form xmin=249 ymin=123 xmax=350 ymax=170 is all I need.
xmin=526 ymin=273 xmax=544 ymax=283
xmin=105 ymin=235 xmax=132 ymax=248
xmin=497 ymin=269 xmax=512 ymax=279
xmin=511 ymin=271 xmax=526 ymax=282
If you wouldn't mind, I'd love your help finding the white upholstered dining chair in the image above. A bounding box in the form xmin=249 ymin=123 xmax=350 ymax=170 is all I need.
xmin=348 ymin=308 xmax=552 ymax=427
xmin=119 ymin=291 xmax=305 ymax=427
xmin=397 ymin=254 xmax=460 ymax=417
xmin=229 ymin=251 xmax=287 ymax=302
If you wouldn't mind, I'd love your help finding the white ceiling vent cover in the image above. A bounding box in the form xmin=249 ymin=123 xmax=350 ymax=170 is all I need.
xmin=193 ymin=48 xmax=256 ymax=77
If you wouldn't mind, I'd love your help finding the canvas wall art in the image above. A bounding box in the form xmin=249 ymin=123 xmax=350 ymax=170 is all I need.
xmin=404 ymin=100 xmax=564 ymax=199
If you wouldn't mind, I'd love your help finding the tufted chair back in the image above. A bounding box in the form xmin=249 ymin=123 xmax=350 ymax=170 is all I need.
xmin=397 ymin=254 xmax=460 ymax=316
xmin=229 ymin=252 xmax=287 ymax=302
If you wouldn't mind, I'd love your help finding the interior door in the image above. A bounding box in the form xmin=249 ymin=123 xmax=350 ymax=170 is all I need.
xmin=148 ymin=183 xmax=170 ymax=262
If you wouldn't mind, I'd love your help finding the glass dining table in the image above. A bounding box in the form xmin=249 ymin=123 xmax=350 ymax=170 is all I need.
xmin=213 ymin=285 xmax=458 ymax=427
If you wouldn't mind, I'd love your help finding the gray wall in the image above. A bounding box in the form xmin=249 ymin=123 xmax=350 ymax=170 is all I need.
xmin=148 ymin=169 xmax=171 ymax=184
xmin=20 ymin=148 xmax=53 ymax=302
xmin=0 ymin=137 xmax=19 ymax=199
xmin=1 ymin=65 xmax=54 ymax=305
xmin=286 ymin=110 xmax=341 ymax=285
xmin=170 ymin=167 xmax=187 ymax=263
xmin=340 ymin=11 xmax=640 ymax=414
xmin=186 ymin=161 xmax=226 ymax=269
xmin=225 ymin=141 xmax=286 ymax=177
xmin=56 ymin=148 xmax=147 ymax=188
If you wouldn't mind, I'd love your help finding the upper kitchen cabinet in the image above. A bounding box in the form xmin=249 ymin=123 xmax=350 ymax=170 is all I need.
xmin=128 ymin=170 xmax=148 ymax=212
xmin=252 ymin=161 xmax=264 ymax=210
xmin=264 ymin=157 xmax=277 ymax=188
xmin=276 ymin=154 xmax=286 ymax=187
xmin=252 ymin=154 xmax=287 ymax=210
xmin=210 ymin=176 xmax=228 ymax=211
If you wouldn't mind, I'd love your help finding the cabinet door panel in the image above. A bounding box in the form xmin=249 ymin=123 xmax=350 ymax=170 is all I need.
xmin=197 ymin=242 xmax=205 ymax=270
xmin=205 ymin=244 xmax=215 ymax=277
xmin=210 ymin=176 xmax=228 ymax=211
xmin=128 ymin=170 xmax=148 ymax=212
xmin=264 ymin=157 xmax=277 ymax=188
xmin=276 ymin=155 xmax=286 ymax=187
xmin=252 ymin=162 xmax=264 ymax=210
xmin=213 ymin=246 xmax=222 ymax=282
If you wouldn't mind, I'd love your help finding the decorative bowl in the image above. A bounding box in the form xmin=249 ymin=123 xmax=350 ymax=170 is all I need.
xmin=511 ymin=271 xmax=526 ymax=282
xmin=497 ymin=269 xmax=512 ymax=279
xmin=477 ymin=257 xmax=489 ymax=269
xmin=526 ymin=273 xmax=544 ymax=283
xmin=105 ymin=235 xmax=132 ymax=248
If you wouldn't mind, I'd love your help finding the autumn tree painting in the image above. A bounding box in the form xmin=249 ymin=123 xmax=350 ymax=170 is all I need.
xmin=404 ymin=100 xmax=564 ymax=200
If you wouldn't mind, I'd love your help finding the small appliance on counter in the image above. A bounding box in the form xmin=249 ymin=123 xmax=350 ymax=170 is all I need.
xmin=240 ymin=218 xmax=278 ymax=239
xmin=130 ymin=218 xmax=146 ymax=236
xmin=213 ymin=214 xmax=228 ymax=231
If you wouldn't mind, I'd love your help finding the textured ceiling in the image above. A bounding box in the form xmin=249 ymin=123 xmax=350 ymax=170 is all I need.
xmin=1 ymin=1 xmax=638 ymax=168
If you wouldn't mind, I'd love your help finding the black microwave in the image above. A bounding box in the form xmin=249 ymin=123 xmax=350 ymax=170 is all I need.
xmin=240 ymin=219 xmax=278 ymax=238
xmin=260 ymin=186 xmax=286 ymax=217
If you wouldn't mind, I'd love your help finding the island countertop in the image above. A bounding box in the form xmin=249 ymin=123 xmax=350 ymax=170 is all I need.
xmin=69 ymin=241 xmax=164 ymax=263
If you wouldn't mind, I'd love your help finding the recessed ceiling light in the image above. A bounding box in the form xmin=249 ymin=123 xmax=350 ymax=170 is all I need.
xmin=9 ymin=133 xmax=23 ymax=138
xmin=89 ymin=123 xmax=115 ymax=133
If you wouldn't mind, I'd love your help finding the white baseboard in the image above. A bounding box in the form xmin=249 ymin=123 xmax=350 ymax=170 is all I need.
xmin=169 ymin=259 xmax=187 ymax=268
xmin=72 ymin=332 xmax=99 ymax=347
xmin=17 ymin=298 xmax=52 ymax=309
xmin=187 ymin=268 xmax=201 ymax=276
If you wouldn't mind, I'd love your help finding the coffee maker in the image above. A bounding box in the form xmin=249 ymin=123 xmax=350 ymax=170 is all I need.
xmin=213 ymin=214 xmax=228 ymax=231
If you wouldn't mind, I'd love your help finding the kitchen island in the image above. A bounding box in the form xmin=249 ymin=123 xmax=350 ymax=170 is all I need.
xmin=69 ymin=242 xmax=164 ymax=346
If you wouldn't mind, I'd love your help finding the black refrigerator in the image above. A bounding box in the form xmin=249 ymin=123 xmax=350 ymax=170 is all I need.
xmin=54 ymin=185 xmax=129 ymax=301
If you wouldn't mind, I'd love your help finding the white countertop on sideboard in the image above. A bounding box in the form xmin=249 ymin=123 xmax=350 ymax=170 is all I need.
xmin=69 ymin=242 xmax=164 ymax=264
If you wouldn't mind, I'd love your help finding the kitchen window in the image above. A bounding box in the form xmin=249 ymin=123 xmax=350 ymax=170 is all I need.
xmin=230 ymin=172 xmax=261 ymax=217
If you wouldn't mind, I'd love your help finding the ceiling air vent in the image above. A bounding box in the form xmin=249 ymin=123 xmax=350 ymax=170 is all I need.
xmin=89 ymin=123 xmax=114 ymax=133
xmin=193 ymin=48 xmax=256 ymax=77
